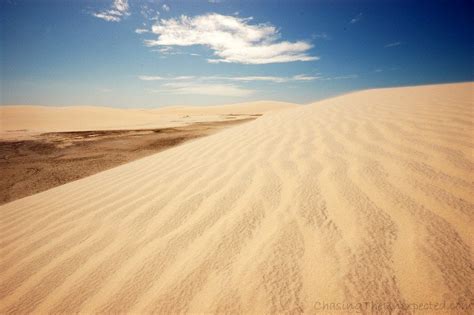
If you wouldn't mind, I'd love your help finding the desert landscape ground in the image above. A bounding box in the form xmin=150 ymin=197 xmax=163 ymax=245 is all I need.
xmin=0 ymin=101 xmax=291 ymax=204
xmin=0 ymin=119 xmax=259 ymax=205
xmin=0 ymin=82 xmax=472 ymax=314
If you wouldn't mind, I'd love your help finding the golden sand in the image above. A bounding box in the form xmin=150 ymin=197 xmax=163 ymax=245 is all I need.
xmin=0 ymin=83 xmax=472 ymax=314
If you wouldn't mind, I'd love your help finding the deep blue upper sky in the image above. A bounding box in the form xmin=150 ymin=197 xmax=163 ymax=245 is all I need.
xmin=1 ymin=0 xmax=472 ymax=107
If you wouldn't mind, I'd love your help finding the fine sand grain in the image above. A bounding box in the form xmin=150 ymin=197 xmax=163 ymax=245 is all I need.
xmin=0 ymin=83 xmax=472 ymax=314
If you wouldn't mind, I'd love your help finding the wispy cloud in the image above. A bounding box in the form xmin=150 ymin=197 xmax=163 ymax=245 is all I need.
xmin=208 ymin=76 xmax=288 ymax=83
xmin=173 ymin=76 xmax=196 ymax=80
xmin=349 ymin=12 xmax=362 ymax=24
xmin=149 ymin=46 xmax=195 ymax=57
xmin=155 ymin=82 xmax=254 ymax=97
xmin=312 ymin=32 xmax=331 ymax=40
xmin=138 ymin=74 xmax=320 ymax=83
xmin=320 ymin=74 xmax=359 ymax=80
xmin=140 ymin=75 xmax=197 ymax=81
xmin=144 ymin=13 xmax=318 ymax=64
xmin=92 ymin=12 xmax=121 ymax=22
xmin=384 ymin=41 xmax=402 ymax=48
xmin=162 ymin=4 xmax=170 ymax=12
xmin=140 ymin=4 xmax=159 ymax=21
xmin=135 ymin=28 xmax=149 ymax=34
xmin=139 ymin=72 xmax=322 ymax=97
xmin=208 ymin=0 xmax=222 ymax=3
xmin=92 ymin=0 xmax=129 ymax=22
xmin=153 ymin=46 xmax=174 ymax=54
xmin=138 ymin=75 xmax=165 ymax=81
xmin=292 ymin=74 xmax=320 ymax=81
xmin=204 ymin=75 xmax=320 ymax=83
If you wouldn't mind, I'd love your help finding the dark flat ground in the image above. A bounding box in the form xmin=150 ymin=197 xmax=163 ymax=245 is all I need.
xmin=0 ymin=118 xmax=256 ymax=205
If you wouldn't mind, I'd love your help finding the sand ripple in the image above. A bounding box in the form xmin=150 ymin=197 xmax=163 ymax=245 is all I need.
xmin=0 ymin=83 xmax=473 ymax=314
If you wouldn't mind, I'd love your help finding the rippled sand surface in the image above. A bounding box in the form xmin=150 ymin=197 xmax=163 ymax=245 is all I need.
xmin=0 ymin=83 xmax=472 ymax=314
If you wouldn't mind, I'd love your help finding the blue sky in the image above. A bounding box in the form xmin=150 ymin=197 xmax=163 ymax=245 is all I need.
xmin=1 ymin=0 xmax=472 ymax=107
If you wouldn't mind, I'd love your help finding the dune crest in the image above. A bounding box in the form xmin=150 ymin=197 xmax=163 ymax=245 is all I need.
xmin=0 ymin=83 xmax=472 ymax=314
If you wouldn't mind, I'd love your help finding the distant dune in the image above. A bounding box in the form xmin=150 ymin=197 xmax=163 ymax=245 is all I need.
xmin=0 ymin=83 xmax=472 ymax=314
xmin=154 ymin=100 xmax=298 ymax=115
xmin=0 ymin=101 xmax=297 ymax=135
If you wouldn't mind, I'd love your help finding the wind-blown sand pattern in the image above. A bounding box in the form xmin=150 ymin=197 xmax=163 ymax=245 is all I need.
xmin=0 ymin=83 xmax=472 ymax=314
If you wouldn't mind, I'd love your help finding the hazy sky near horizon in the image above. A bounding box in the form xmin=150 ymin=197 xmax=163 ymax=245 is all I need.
xmin=1 ymin=0 xmax=472 ymax=107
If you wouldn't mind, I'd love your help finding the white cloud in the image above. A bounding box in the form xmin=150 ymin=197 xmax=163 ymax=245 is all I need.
xmin=92 ymin=12 xmax=121 ymax=22
xmin=384 ymin=41 xmax=401 ymax=48
xmin=140 ymin=5 xmax=159 ymax=21
xmin=209 ymin=74 xmax=320 ymax=82
xmin=156 ymin=46 xmax=173 ymax=53
xmin=291 ymin=74 xmax=320 ymax=81
xmin=139 ymin=73 xmax=320 ymax=97
xmin=135 ymin=28 xmax=149 ymax=34
xmin=150 ymin=46 xmax=190 ymax=56
xmin=162 ymin=4 xmax=170 ymax=12
xmin=320 ymin=74 xmax=359 ymax=80
xmin=138 ymin=75 xmax=164 ymax=81
xmin=173 ymin=76 xmax=196 ymax=80
xmin=92 ymin=0 xmax=130 ymax=22
xmin=113 ymin=0 xmax=128 ymax=12
xmin=350 ymin=13 xmax=362 ymax=24
xmin=220 ymin=76 xmax=288 ymax=83
xmin=138 ymin=74 xmax=320 ymax=83
xmin=144 ymin=13 xmax=318 ymax=64
xmin=208 ymin=0 xmax=222 ymax=3
xmin=158 ymin=82 xmax=254 ymax=97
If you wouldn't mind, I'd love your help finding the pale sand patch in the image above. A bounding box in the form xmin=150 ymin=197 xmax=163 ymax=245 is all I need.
xmin=0 ymin=100 xmax=297 ymax=136
xmin=0 ymin=83 xmax=472 ymax=314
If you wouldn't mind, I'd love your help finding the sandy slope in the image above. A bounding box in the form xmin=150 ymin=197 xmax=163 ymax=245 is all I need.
xmin=0 ymin=101 xmax=296 ymax=134
xmin=0 ymin=83 xmax=473 ymax=314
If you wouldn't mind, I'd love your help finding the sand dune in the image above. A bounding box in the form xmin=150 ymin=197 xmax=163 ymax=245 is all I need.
xmin=0 ymin=101 xmax=296 ymax=135
xmin=0 ymin=119 xmax=257 ymax=205
xmin=152 ymin=100 xmax=298 ymax=115
xmin=0 ymin=83 xmax=473 ymax=314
